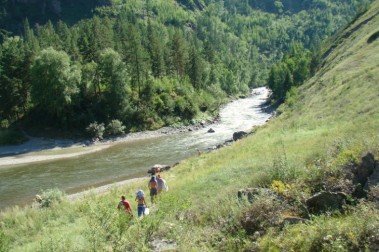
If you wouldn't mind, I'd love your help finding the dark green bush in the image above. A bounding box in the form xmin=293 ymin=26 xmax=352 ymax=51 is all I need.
xmin=105 ymin=119 xmax=126 ymax=136
xmin=0 ymin=128 xmax=27 ymax=146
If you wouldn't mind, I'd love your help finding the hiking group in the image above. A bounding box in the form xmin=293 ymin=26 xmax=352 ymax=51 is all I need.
xmin=117 ymin=173 xmax=168 ymax=219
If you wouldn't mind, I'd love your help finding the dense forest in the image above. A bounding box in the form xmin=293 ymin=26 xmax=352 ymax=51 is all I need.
xmin=0 ymin=0 xmax=371 ymax=141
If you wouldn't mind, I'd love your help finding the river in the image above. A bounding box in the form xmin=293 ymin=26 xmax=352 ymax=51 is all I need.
xmin=0 ymin=87 xmax=271 ymax=210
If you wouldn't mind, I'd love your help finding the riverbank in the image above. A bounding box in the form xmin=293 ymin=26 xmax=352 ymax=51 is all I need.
xmin=0 ymin=118 xmax=219 ymax=167
xmin=0 ymin=87 xmax=272 ymax=211
xmin=65 ymin=177 xmax=147 ymax=202
xmin=0 ymin=87 xmax=272 ymax=167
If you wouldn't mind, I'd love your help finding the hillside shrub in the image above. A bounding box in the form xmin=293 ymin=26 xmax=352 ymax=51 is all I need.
xmin=259 ymin=203 xmax=379 ymax=251
xmin=37 ymin=188 xmax=65 ymax=208
xmin=266 ymin=151 xmax=300 ymax=183
xmin=285 ymin=86 xmax=299 ymax=108
xmin=241 ymin=194 xmax=287 ymax=235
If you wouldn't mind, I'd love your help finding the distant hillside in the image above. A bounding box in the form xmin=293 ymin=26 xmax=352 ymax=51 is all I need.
xmin=0 ymin=0 xmax=111 ymax=35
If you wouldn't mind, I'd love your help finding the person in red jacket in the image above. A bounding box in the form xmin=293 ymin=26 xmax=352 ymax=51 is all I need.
xmin=117 ymin=195 xmax=133 ymax=216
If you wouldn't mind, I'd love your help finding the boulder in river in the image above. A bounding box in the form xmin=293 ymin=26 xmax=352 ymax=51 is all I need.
xmin=208 ymin=128 xmax=215 ymax=133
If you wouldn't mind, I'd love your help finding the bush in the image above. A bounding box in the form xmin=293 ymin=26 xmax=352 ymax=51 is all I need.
xmin=1 ymin=119 xmax=9 ymax=129
xmin=174 ymin=96 xmax=198 ymax=120
xmin=105 ymin=119 xmax=126 ymax=136
xmin=86 ymin=121 xmax=105 ymax=139
xmin=285 ymin=86 xmax=299 ymax=108
xmin=37 ymin=188 xmax=65 ymax=208
xmin=241 ymin=194 xmax=286 ymax=235
xmin=0 ymin=128 xmax=27 ymax=145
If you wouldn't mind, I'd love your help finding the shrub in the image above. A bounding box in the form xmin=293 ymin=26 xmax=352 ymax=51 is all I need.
xmin=86 ymin=121 xmax=105 ymax=139
xmin=174 ymin=96 xmax=198 ymax=120
xmin=0 ymin=128 xmax=27 ymax=145
xmin=271 ymin=180 xmax=292 ymax=196
xmin=1 ymin=119 xmax=9 ymax=129
xmin=241 ymin=194 xmax=286 ymax=235
xmin=266 ymin=151 xmax=300 ymax=183
xmin=105 ymin=119 xmax=125 ymax=136
xmin=285 ymin=86 xmax=299 ymax=108
xmin=37 ymin=188 xmax=65 ymax=208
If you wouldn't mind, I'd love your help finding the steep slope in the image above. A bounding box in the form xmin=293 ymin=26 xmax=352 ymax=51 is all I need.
xmin=150 ymin=0 xmax=379 ymax=250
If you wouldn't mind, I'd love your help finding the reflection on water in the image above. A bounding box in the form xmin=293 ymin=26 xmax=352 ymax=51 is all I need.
xmin=0 ymin=87 xmax=271 ymax=210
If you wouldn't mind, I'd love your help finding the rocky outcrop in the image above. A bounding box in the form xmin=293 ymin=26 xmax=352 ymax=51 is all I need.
xmin=345 ymin=153 xmax=379 ymax=198
xmin=306 ymin=192 xmax=347 ymax=214
xmin=239 ymin=188 xmax=305 ymax=235
xmin=150 ymin=239 xmax=177 ymax=252
xmin=356 ymin=153 xmax=376 ymax=185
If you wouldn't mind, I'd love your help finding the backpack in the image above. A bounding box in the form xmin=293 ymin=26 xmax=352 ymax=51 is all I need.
xmin=136 ymin=190 xmax=144 ymax=199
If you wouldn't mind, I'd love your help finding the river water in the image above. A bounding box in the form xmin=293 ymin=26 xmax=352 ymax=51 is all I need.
xmin=0 ymin=87 xmax=271 ymax=210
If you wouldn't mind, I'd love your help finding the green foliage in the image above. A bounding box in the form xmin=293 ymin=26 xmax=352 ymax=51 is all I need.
xmin=265 ymin=147 xmax=300 ymax=184
xmin=0 ymin=230 xmax=9 ymax=252
xmin=30 ymin=47 xmax=81 ymax=124
xmin=241 ymin=194 xmax=285 ymax=235
xmin=86 ymin=121 xmax=105 ymax=139
xmin=285 ymin=86 xmax=299 ymax=108
xmin=0 ymin=128 xmax=27 ymax=146
xmin=37 ymin=188 xmax=65 ymax=208
xmin=0 ymin=0 xmax=365 ymax=136
xmin=98 ymin=48 xmax=130 ymax=120
xmin=260 ymin=203 xmax=379 ymax=251
xmin=271 ymin=180 xmax=290 ymax=196
xmin=105 ymin=119 xmax=126 ymax=136
xmin=268 ymin=44 xmax=311 ymax=102
xmin=0 ymin=36 xmax=30 ymax=122
xmin=0 ymin=1 xmax=379 ymax=251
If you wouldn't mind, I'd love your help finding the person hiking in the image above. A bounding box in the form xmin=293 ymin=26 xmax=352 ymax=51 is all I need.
xmin=117 ymin=195 xmax=133 ymax=216
xmin=135 ymin=190 xmax=148 ymax=218
xmin=148 ymin=176 xmax=158 ymax=204
xmin=157 ymin=174 xmax=168 ymax=194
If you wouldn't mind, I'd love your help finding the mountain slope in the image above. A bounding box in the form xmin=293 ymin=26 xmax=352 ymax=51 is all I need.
xmin=166 ymin=1 xmax=379 ymax=250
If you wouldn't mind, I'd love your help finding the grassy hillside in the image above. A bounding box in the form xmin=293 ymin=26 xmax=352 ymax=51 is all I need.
xmin=1 ymin=1 xmax=379 ymax=251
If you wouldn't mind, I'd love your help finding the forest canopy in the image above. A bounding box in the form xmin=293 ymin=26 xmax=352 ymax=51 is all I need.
xmin=0 ymin=0 xmax=371 ymax=138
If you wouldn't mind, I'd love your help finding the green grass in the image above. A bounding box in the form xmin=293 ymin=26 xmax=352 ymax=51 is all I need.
xmin=1 ymin=1 xmax=379 ymax=251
